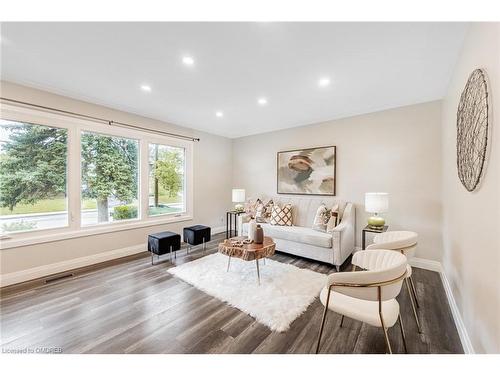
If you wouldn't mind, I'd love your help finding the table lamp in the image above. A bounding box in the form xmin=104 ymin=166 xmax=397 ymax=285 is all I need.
xmin=365 ymin=192 xmax=388 ymax=229
xmin=232 ymin=189 xmax=246 ymax=212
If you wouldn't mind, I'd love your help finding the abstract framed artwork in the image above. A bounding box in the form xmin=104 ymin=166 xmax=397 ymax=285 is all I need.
xmin=277 ymin=145 xmax=336 ymax=196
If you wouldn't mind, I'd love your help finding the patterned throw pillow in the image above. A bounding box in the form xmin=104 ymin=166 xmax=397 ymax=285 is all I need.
xmin=311 ymin=203 xmax=341 ymax=233
xmin=326 ymin=204 xmax=340 ymax=233
xmin=270 ymin=204 xmax=293 ymax=226
xmin=255 ymin=199 xmax=274 ymax=223
xmin=254 ymin=199 xmax=265 ymax=222
xmin=312 ymin=204 xmax=331 ymax=232
xmin=263 ymin=199 xmax=273 ymax=217
xmin=245 ymin=198 xmax=260 ymax=218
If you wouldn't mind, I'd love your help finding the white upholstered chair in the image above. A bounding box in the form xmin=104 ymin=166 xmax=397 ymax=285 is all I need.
xmin=315 ymin=250 xmax=408 ymax=354
xmin=366 ymin=230 xmax=421 ymax=333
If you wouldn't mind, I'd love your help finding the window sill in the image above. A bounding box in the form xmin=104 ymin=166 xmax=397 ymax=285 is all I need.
xmin=0 ymin=214 xmax=193 ymax=250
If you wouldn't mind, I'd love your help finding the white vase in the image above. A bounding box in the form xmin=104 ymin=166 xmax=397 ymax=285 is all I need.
xmin=248 ymin=219 xmax=257 ymax=242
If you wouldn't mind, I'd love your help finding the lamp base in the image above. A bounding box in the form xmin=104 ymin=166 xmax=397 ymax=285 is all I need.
xmin=367 ymin=215 xmax=385 ymax=230
xmin=234 ymin=204 xmax=244 ymax=212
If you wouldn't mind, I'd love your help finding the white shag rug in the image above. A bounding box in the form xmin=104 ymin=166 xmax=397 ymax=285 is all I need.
xmin=168 ymin=253 xmax=327 ymax=332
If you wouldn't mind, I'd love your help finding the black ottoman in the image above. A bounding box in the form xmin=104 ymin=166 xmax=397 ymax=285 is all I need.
xmin=148 ymin=231 xmax=181 ymax=265
xmin=183 ymin=225 xmax=211 ymax=253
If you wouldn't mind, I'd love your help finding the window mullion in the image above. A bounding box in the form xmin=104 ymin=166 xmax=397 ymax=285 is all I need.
xmin=140 ymin=140 xmax=149 ymax=220
xmin=68 ymin=126 xmax=81 ymax=230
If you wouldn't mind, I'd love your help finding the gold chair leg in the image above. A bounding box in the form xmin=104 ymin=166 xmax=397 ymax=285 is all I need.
xmin=398 ymin=314 xmax=408 ymax=354
xmin=379 ymin=312 xmax=392 ymax=354
xmin=340 ymin=315 xmax=345 ymax=327
xmin=405 ymin=278 xmax=422 ymax=333
xmin=378 ymin=286 xmax=392 ymax=354
xmin=409 ymin=275 xmax=420 ymax=309
xmin=315 ymin=288 xmax=331 ymax=354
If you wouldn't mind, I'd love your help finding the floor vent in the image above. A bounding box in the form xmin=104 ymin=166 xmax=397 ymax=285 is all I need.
xmin=44 ymin=273 xmax=74 ymax=283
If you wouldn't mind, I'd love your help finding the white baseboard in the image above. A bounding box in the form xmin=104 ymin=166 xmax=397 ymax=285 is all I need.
xmin=211 ymin=226 xmax=226 ymax=235
xmin=408 ymin=257 xmax=442 ymax=272
xmin=1 ymin=226 xmax=227 ymax=288
xmin=410 ymin=257 xmax=475 ymax=354
xmin=0 ymin=244 xmax=146 ymax=288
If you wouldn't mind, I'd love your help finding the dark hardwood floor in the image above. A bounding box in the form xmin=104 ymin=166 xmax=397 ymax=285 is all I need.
xmin=0 ymin=233 xmax=463 ymax=354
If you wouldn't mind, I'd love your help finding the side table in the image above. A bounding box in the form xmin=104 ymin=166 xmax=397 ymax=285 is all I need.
xmin=226 ymin=210 xmax=245 ymax=239
xmin=362 ymin=225 xmax=388 ymax=250
xmin=218 ymin=236 xmax=276 ymax=285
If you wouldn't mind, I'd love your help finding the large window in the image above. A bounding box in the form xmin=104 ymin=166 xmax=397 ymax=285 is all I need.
xmin=0 ymin=104 xmax=193 ymax=248
xmin=81 ymin=131 xmax=139 ymax=226
xmin=148 ymin=143 xmax=185 ymax=216
xmin=0 ymin=119 xmax=68 ymax=234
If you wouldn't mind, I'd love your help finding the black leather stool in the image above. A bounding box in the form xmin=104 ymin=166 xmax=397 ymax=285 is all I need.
xmin=183 ymin=225 xmax=211 ymax=254
xmin=148 ymin=231 xmax=181 ymax=265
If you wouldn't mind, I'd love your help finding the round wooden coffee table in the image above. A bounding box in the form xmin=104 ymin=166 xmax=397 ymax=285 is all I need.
xmin=218 ymin=236 xmax=275 ymax=285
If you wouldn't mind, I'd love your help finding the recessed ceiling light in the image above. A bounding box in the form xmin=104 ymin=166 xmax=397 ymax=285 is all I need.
xmin=257 ymin=97 xmax=268 ymax=105
xmin=318 ymin=77 xmax=331 ymax=87
xmin=140 ymin=84 xmax=152 ymax=92
xmin=182 ymin=56 xmax=195 ymax=66
xmin=215 ymin=111 xmax=224 ymax=118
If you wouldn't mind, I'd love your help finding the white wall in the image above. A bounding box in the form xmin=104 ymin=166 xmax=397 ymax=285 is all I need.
xmin=232 ymin=101 xmax=443 ymax=260
xmin=441 ymin=23 xmax=500 ymax=354
xmin=0 ymin=81 xmax=233 ymax=279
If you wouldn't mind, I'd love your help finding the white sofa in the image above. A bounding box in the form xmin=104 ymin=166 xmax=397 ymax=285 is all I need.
xmin=237 ymin=196 xmax=356 ymax=271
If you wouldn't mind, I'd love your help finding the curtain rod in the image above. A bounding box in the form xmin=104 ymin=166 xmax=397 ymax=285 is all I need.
xmin=0 ymin=97 xmax=200 ymax=142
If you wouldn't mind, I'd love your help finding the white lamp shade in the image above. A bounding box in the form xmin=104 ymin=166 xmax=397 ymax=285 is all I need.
xmin=232 ymin=189 xmax=246 ymax=203
xmin=365 ymin=192 xmax=389 ymax=213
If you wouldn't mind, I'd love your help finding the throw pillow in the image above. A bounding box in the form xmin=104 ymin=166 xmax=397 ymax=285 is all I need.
xmin=244 ymin=198 xmax=260 ymax=218
xmin=326 ymin=204 xmax=340 ymax=233
xmin=312 ymin=203 xmax=331 ymax=232
xmin=270 ymin=204 xmax=293 ymax=226
xmin=255 ymin=199 xmax=274 ymax=223
xmin=263 ymin=199 xmax=274 ymax=217
xmin=254 ymin=199 xmax=265 ymax=222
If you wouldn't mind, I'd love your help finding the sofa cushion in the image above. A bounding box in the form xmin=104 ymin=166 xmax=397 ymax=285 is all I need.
xmin=243 ymin=222 xmax=332 ymax=248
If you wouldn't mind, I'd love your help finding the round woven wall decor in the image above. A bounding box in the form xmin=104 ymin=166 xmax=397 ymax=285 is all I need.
xmin=456 ymin=68 xmax=489 ymax=192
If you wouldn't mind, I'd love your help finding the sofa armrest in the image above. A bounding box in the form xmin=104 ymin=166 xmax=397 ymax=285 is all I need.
xmin=330 ymin=203 xmax=356 ymax=266
xmin=330 ymin=220 xmax=349 ymax=233
xmin=237 ymin=214 xmax=252 ymax=236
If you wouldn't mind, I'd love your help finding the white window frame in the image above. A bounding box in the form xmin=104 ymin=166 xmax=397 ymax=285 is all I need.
xmin=0 ymin=103 xmax=194 ymax=250
xmin=80 ymin=128 xmax=142 ymax=227
xmin=146 ymin=140 xmax=188 ymax=219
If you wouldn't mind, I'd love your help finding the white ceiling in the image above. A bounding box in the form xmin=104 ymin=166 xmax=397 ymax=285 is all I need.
xmin=1 ymin=22 xmax=467 ymax=138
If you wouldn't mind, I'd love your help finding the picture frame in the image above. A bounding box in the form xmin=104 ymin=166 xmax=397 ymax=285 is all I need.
xmin=277 ymin=145 xmax=336 ymax=196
